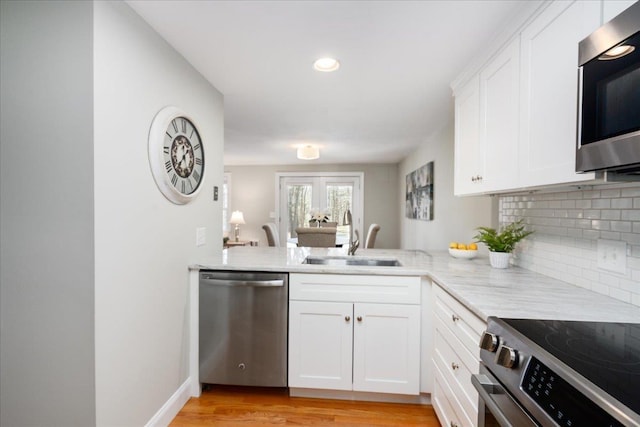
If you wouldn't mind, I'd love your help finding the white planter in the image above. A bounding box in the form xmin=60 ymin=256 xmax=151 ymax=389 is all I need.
xmin=489 ymin=251 xmax=511 ymax=269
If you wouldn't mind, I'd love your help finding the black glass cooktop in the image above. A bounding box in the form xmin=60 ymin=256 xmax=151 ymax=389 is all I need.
xmin=503 ymin=318 xmax=640 ymax=416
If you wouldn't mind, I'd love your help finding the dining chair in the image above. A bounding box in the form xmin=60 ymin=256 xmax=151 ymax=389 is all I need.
xmin=308 ymin=221 xmax=338 ymax=228
xmin=365 ymin=224 xmax=381 ymax=248
xmin=295 ymin=227 xmax=337 ymax=247
xmin=262 ymin=223 xmax=281 ymax=247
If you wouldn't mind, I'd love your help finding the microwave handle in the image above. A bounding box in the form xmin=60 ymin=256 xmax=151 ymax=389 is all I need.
xmin=472 ymin=374 xmax=537 ymax=427
xmin=576 ymin=66 xmax=584 ymax=150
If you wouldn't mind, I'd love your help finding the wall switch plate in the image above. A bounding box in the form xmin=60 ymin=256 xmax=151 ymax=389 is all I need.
xmin=196 ymin=227 xmax=206 ymax=246
xmin=596 ymin=239 xmax=626 ymax=274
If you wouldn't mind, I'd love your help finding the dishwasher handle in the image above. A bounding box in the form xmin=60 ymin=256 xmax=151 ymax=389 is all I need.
xmin=200 ymin=277 xmax=284 ymax=287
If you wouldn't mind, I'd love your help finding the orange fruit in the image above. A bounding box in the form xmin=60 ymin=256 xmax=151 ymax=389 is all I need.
xmin=457 ymin=243 xmax=467 ymax=250
xmin=468 ymin=243 xmax=478 ymax=250
xmin=449 ymin=242 xmax=458 ymax=249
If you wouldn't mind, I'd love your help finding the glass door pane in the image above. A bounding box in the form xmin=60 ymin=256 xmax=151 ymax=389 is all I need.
xmin=285 ymin=183 xmax=312 ymax=241
xmin=325 ymin=183 xmax=353 ymax=244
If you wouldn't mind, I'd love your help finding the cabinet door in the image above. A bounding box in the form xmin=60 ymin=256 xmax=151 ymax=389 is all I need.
xmin=480 ymin=37 xmax=520 ymax=193
xmin=454 ymin=75 xmax=483 ymax=195
xmin=288 ymin=301 xmax=353 ymax=390
xmin=602 ymin=0 xmax=637 ymax=23
xmin=352 ymin=303 xmax=421 ymax=395
xmin=519 ymin=0 xmax=599 ymax=187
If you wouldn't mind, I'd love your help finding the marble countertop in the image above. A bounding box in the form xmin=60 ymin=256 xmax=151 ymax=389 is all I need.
xmin=191 ymin=247 xmax=640 ymax=324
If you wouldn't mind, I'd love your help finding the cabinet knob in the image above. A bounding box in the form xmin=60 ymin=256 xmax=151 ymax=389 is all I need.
xmin=450 ymin=422 xmax=459 ymax=427
xmin=357 ymin=316 xmax=363 ymax=322
xmin=451 ymin=314 xmax=460 ymax=322
xmin=451 ymin=362 xmax=459 ymax=370
xmin=345 ymin=316 xmax=351 ymax=322
xmin=238 ymin=363 xmax=246 ymax=370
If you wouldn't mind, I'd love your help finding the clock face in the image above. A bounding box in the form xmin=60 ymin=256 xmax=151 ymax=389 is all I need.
xmin=164 ymin=117 xmax=204 ymax=196
xmin=149 ymin=107 xmax=205 ymax=204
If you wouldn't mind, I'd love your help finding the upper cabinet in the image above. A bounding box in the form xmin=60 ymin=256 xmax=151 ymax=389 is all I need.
xmin=454 ymin=39 xmax=520 ymax=196
xmin=519 ymin=0 xmax=600 ymax=188
xmin=452 ymin=0 xmax=607 ymax=196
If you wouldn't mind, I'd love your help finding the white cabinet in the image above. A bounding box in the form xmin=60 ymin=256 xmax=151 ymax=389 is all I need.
xmin=480 ymin=37 xmax=521 ymax=193
xmin=455 ymin=37 xmax=520 ymax=195
xmin=453 ymin=0 xmax=603 ymax=195
xmin=431 ymin=282 xmax=486 ymax=427
xmin=454 ymin=75 xmax=482 ymax=195
xmin=602 ymin=0 xmax=637 ymax=22
xmin=288 ymin=274 xmax=421 ymax=396
xmin=519 ymin=0 xmax=599 ymax=188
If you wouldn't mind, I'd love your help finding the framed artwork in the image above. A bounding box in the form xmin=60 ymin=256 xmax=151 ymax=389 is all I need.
xmin=405 ymin=161 xmax=434 ymax=221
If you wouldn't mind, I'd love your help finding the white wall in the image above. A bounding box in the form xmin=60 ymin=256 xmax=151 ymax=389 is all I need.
xmin=398 ymin=122 xmax=497 ymax=251
xmin=93 ymin=2 xmax=224 ymax=425
xmin=225 ymin=164 xmax=400 ymax=248
xmin=0 ymin=2 xmax=96 ymax=425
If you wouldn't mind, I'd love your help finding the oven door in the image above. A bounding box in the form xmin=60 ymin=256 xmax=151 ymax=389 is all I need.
xmin=472 ymin=366 xmax=538 ymax=427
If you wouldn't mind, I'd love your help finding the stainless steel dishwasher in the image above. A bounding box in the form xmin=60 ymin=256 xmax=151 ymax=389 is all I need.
xmin=199 ymin=271 xmax=288 ymax=387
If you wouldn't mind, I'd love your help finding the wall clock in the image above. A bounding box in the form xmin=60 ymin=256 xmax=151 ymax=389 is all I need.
xmin=148 ymin=106 xmax=205 ymax=204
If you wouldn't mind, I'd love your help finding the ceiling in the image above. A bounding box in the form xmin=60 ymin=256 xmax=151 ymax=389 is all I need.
xmin=127 ymin=0 xmax=526 ymax=165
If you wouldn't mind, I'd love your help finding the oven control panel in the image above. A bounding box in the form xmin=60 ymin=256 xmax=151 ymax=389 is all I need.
xmin=522 ymin=357 xmax=624 ymax=427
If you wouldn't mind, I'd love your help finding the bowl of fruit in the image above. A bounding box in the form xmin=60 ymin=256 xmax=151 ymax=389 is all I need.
xmin=448 ymin=242 xmax=478 ymax=259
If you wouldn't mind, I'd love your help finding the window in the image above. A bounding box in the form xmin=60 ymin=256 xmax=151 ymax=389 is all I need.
xmin=277 ymin=173 xmax=363 ymax=246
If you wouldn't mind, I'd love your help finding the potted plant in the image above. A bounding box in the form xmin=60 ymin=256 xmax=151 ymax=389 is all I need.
xmin=474 ymin=220 xmax=533 ymax=268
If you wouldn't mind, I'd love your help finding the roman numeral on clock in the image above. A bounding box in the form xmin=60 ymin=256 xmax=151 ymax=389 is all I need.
xmin=171 ymin=120 xmax=178 ymax=133
xmin=181 ymin=119 xmax=187 ymax=133
xmin=192 ymin=170 xmax=200 ymax=182
xmin=171 ymin=174 xmax=178 ymax=186
xmin=193 ymin=144 xmax=201 ymax=151
xmin=164 ymin=146 xmax=170 ymax=155
xmin=165 ymin=161 xmax=173 ymax=172
xmin=195 ymin=158 xmax=202 ymax=166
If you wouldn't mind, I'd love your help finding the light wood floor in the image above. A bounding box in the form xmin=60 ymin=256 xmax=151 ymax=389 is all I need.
xmin=170 ymin=386 xmax=440 ymax=426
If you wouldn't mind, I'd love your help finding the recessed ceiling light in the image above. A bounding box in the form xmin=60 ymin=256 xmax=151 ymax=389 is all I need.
xmin=598 ymin=44 xmax=635 ymax=60
xmin=313 ymin=57 xmax=340 ymax=72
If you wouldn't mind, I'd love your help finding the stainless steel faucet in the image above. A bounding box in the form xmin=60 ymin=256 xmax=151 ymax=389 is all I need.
xmin=343 ymin=210 xmax=359 ymax=255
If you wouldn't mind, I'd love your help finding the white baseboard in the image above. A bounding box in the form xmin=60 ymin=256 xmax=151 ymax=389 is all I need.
xmin=145 ymin=377 xmax=193 ymax=427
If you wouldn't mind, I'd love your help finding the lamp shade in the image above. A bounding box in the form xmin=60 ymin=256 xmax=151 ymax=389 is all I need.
xmin=229 ymin=210 xmax=245 ymax=225
xmin=297 ymin=145 xmax=320 ymax=160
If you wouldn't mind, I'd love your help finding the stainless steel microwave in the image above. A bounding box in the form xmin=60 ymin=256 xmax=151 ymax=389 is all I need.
xmin=576 ymin=1 xmax=640 ymax=173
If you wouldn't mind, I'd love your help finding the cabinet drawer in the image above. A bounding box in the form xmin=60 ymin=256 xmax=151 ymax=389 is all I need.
xmin=290 ymin=274 xmax=420 ymax=304
xmin=434 ymin=324 xmax=479 ymax=421
xmin=434 ymin=284 xmax=485 ymax=357
xmin=433 ymin=359 xmax=475 ymax=427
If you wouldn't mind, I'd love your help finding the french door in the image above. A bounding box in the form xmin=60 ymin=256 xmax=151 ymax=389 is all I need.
xmin=277 ymin=173 xmax=363 ymax=247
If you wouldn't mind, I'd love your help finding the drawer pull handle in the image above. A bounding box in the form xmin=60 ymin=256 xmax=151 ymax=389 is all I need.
xmin=451 ymin=314 xmax=460 ymax=322
xmin=357 ymin=316 xmax=363 ymax=322
xmin=345 ymin=316 xmax=351 ymax=322
xmin=450 ymin=422 xmax=459 ymax=427
xmin=451 ymin=362 xmax=459 ymax=370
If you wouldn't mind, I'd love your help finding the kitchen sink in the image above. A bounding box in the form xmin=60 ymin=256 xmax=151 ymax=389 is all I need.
xmin=302 ymin=256 xmax=402 ymax=267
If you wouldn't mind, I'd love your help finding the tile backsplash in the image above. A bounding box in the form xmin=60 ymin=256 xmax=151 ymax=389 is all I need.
xmin=499 ymin=183 xmax=640 ymax=308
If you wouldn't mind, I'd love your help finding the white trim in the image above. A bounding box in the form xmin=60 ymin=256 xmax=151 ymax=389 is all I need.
xmin=144 ymin=377 xmax=192 ymax=427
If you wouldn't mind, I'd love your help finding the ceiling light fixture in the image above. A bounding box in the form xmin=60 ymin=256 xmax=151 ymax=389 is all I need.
xmin=598 ymin=44 xmax=635 ymax=60
xmin=313 ymin=57 xmax=340 ymax=72
xmin=297 ymin=145 xmax=320 ymax=160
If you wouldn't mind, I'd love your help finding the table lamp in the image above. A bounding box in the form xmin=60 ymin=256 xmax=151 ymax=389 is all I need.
xmin=229 ymin=211 xmax=245 ymax=241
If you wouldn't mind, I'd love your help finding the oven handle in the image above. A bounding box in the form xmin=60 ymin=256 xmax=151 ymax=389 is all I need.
xmin=472 ymin=373 xmax=537 ymax=427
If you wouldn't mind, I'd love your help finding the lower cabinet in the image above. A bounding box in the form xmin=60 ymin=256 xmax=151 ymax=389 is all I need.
xmin=432 ymin=282 xmax=487 ymax=427
xmin=288 ymin=274 xmax=421 ymax=396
